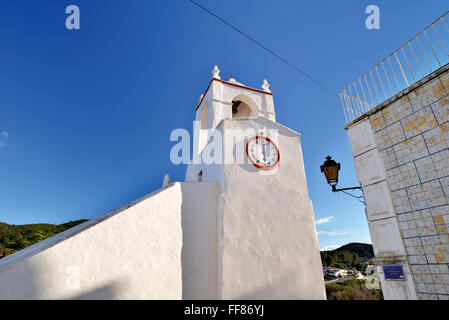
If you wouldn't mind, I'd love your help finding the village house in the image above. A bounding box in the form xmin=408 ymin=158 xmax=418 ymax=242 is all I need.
xmin=323 ymin=267 xmax=348 ymax=278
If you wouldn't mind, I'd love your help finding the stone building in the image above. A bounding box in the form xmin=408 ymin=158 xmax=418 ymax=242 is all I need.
xmin=342 ymin=12 xmax=449 ymax=300
xmin=0 ymin=67 xmax=325 ymax=300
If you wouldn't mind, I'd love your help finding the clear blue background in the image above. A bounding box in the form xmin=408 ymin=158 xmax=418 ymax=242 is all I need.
xmin=1 ymin=0 xmax=448 ymax=250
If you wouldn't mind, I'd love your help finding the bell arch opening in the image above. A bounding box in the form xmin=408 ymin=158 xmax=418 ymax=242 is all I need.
xmin=231 ymin=95 xmax=257 ymax=119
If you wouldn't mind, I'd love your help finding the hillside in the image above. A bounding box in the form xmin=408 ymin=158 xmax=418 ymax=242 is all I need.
xmin=333 ymin=243 xmax=374 ymax=259
xmin=0 ymin=219 xmax=88 ymax=258
xmin=321 ymin=242 xmax=374 ymax=272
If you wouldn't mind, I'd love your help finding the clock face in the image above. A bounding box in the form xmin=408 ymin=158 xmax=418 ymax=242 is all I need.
xmin=246 ymin=136 xmax=280 ymax=170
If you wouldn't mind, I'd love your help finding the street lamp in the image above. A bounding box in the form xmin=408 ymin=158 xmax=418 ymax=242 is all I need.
xmin=320 ymin=156 xmax=340 ymax=186
xmin=320 ymin=156 xmax=363 ymax=200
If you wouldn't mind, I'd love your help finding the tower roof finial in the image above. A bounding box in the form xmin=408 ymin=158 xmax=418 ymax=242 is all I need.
xmin=211 ymin=65 xmax=220 ymax=79
xmin=229 ymin=72 xmax=236 ymax=83
xmin=262 ymin=79 xmax=271 ymax=93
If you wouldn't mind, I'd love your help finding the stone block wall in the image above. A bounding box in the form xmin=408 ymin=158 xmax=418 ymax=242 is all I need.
xmin=362 ymin=68 xmax=449 ymax=300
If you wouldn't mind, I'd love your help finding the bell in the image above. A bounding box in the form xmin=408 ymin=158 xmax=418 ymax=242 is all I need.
xmin=232 ymin=100 xmax=241 ymax=114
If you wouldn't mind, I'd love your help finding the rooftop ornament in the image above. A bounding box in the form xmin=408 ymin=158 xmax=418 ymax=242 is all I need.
xmin=229 ymin=72 xmax=236 ymax=83
xmin=262 ymin=79 xmax=271 ymax=93
xmin=211 ymin=65 xmax=220 ymax=79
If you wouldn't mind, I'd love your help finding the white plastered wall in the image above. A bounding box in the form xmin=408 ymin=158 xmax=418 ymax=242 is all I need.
xmin=181 ymin=182 xmax=219 ymax=299
xmin=0 ymin=183 xmax=185 ymax=299
xmin=0 ymin=182 xmax=220 ymax=300
xmin=216 ymin=117 xmax=325 ymax=299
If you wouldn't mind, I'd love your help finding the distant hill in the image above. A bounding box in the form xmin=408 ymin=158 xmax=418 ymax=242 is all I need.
xmin=333 ymin=243 xmax=374 ymax=259
xmin=0 ymin=219 xmax=88 ymax=258
xmin=320 ymin=242 xmax=374 ymax=272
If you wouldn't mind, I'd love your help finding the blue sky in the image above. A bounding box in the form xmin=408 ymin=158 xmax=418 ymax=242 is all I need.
xmin=0 ymin=1 xmax=448 ymax=250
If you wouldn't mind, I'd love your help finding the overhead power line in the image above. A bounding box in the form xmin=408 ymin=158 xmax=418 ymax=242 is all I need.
xmin=189 ymin=0 xmax=339 ymax=97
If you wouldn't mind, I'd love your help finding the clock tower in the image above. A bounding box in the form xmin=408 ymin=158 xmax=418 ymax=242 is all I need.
xmin=185 ymin=66 xmax=325 ymax=300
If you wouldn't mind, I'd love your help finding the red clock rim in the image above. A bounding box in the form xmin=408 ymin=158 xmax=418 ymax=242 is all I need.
xmin=246 ymin=136 xmax=280 ymax=170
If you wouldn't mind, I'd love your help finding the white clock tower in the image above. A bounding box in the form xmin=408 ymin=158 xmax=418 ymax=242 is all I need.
xmin=185 ymin=66 xmax=326 ymax=300
xmin=0 ymin=65 xmax=326 ymax=300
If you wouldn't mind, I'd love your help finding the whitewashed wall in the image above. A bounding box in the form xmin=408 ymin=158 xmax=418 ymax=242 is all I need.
xmin=181 ymin=182 xmax=219 ymax=299
xmin=217 ymin=118 xmax=325 ymax=299
xmin=0 ymin=182 xmax=222 ymax=300
xmin=0 ymin=183 xmax=221 ymax=300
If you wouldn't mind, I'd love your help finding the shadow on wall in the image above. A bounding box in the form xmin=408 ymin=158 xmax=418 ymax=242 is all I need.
xmin=0 ymin=256 xmax=124 ymax=299
xmin=236 ymin=273 xmax=323 ymax=300
xmin=236 ymin=275 xmax=292 ymax=300
xmin=69 ymin=281 xmax=122 ymax=300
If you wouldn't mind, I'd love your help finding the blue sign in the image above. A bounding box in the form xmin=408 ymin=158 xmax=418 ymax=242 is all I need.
xmin=382 ymin=264 xmax=406 ymax=280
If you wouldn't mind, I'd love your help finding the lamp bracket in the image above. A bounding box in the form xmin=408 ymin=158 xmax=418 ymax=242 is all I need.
xmin=331 ymin=185 xmax=363 ymax=192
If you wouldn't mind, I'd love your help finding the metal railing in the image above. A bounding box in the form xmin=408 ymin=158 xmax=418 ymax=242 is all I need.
xmin=340 ymin=11 xmax=449 ymax=124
